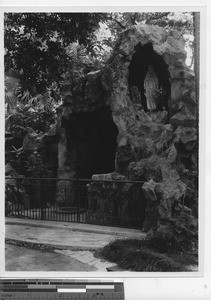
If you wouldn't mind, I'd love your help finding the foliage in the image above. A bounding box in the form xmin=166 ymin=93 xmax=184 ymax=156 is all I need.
xmin=172 ymin=212 xmax=198 ymax=243
xmin=90 ymin=12 xmax=194 ymax=66
xmin=5 ymin=101 xmax=56 ymax=176
xmin=5 ymin=73 xmax=58 ymax=176
xmin=5 ymin=12 xmax=104 ymax=178
xmin=5 ymin=13 xmax=107 ymax=94
xmin=5 ymin=164 xmax=30 ymax=214
xmin=5 ymin=76 xmax=20 ymax=113
xmin=5 ymin=75 xmax=61 ymax=116
xmin=66 ymin=42 xmax=93 ymax=67
xmin=98 ymin=237 xmax=197 ymax=272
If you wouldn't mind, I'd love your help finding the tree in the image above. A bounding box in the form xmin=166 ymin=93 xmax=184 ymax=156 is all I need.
xmin=5 ymin=13 xmax=108 ymax=179
xmin=5 ymin=13 xmax=107 ymax=94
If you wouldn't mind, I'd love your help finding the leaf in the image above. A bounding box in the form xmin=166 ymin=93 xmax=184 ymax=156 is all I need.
xmin=66 ymin=42 xmax=93 ymax=67
xmin=5 ymin=92 xmax=16 ymax=104
xmin=5 ymin=76 xmax=19 ymax=92
xmin=17 ymin=102 xmax=26 ymax=111
xmin=20 ymin=90 xmax=32 ymax=102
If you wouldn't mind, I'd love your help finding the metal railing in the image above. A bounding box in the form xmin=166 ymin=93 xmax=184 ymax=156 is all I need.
xmin=5 ymin=177 xmax=146 ymax=229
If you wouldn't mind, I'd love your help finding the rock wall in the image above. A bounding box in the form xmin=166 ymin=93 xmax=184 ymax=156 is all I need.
xmin=58 ymin=24 xmax=198 ymax=239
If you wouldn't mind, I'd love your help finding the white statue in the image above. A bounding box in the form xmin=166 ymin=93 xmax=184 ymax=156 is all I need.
xmin=144 ymin=65 xmax=159 ymax=111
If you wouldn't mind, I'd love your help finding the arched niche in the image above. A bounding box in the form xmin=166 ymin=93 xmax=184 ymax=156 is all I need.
xmin=128 ymin=42 xmax=171 ymax=112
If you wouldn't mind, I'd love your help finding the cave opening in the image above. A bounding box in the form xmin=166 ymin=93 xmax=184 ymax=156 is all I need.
xmin=128 ymin=42 xmax=171 ymax=112
xmin=67 ymin=106 xmax=118 ymax=179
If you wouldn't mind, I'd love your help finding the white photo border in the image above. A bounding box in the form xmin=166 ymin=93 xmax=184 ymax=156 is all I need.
xmin=0 ymin=3 xmax=210 ymax=298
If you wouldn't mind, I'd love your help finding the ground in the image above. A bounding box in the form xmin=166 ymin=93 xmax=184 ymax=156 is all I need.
xmin=5 ymin=218 xmax=144 ymax=272
xmin=5 ymin=244 xmax=97 ymax=272
xmin=5 ymin=218 xmax=197 ymax=272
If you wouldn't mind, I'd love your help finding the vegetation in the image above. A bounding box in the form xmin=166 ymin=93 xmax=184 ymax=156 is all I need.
xmin=97 ymin=236 xmax=198 ymax=272
xmin=5 ymin=13 xmax=108 ymax=93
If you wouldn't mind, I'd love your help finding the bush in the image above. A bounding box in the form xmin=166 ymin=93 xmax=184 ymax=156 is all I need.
xmin=99 ymin=237 xmax=198 ymax=272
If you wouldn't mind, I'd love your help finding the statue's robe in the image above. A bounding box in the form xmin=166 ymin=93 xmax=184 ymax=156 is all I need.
xmin=144 ymin=65 xmax=158 ymax=111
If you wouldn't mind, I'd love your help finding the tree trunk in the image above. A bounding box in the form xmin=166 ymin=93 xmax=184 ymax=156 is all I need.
xmin=193 ymin=11 xmax=200 ymax=209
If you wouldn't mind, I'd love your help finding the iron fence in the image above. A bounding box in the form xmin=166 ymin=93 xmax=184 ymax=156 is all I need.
xmin=5 ymin=177 xmax=146 ymax=229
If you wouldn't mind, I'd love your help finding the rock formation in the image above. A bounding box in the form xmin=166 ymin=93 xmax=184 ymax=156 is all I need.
xmin=58 ymin=24 xmax=198 ymax=241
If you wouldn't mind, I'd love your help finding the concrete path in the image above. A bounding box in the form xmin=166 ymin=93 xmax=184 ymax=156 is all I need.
xmin=5 ymin=218 xmax=146 ymax=272
xmin=54 ymin=250 xmax=117 ymax=272
xmin=5 ymin=244 xmax=97 ymax=272
xmin=5 ymin=218 xmax=146 ymax=250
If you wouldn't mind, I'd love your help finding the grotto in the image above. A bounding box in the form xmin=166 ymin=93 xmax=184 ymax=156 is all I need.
xmin=55 ymin=24 xmax=198 ymax=235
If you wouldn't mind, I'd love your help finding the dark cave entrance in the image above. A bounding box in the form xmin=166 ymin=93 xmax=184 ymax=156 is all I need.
xmin=67 ymin=106 xmax=118 ymax=179
xmin=128 ymin=42 xmax=171 ymax=112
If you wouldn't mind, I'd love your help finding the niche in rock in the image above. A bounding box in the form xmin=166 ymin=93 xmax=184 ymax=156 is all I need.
xmin=128 ymin=42 xmax=171 ymax=112
xmin=67 ymin=106 xmax=118 ymax=179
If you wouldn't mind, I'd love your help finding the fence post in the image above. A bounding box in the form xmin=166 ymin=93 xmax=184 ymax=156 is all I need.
xmin=40 ymin=179 xmax=45 ymax=220
xmin=17 ymin=179 xmax=20 ymax=216
xmin=76 ymin=180 xmax=80 ymax=222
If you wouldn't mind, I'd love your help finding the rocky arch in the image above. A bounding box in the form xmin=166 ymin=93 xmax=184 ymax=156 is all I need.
xmin=128 ymin=42 xmax=171 ymax=112
xmin=57 ymin=24 xmax=197 ymax=235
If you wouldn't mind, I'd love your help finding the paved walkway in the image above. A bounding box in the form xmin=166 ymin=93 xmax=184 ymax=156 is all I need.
xmin=5 ymin=218 xmax=146 ymax=250
xmin=5 ymin=218 xmax=146 ymax=272
xmin=5 ymin=244 xmax=97 ymax=272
